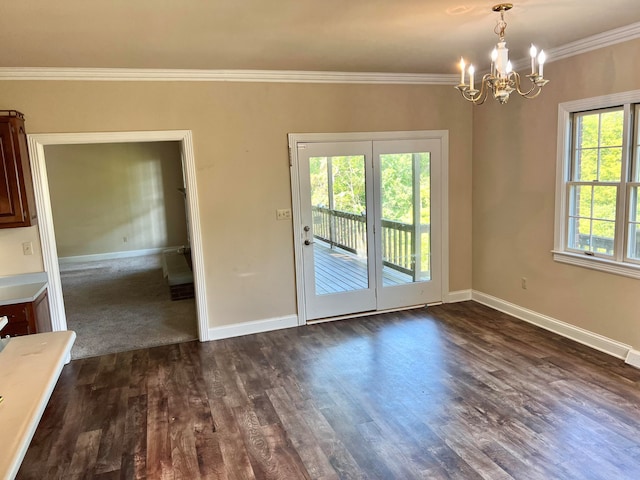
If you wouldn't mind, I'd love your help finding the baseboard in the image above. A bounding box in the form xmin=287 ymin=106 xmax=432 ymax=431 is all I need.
xmin=208 ymin=315 xmax=298 ymax=341
xmin=445 ymin=289 xmax=472 ymax=303
xmin=59 ymin=247 xmax=181 ymax=264
xmin=625 ymin=349 xmax=640 ymax=369
xmin=472 ymin=290 xmax=632 ymax=361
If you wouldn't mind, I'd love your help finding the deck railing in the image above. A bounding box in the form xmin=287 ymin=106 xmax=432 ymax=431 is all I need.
xmin=312 ymin=206 xmax=430 ymax=279
xmin=576 ymin=233 xmax=640 ymax=257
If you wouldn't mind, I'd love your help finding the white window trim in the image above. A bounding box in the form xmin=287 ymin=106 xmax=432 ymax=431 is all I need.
xmin=553 ymin=89 xmax=640 ymax=279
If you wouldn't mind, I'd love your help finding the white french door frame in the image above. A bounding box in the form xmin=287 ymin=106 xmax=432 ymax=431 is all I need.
xmin=289 ymin=130 xmax=449 ymax=326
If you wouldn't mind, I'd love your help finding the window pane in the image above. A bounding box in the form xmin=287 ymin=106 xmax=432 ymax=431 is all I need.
xmin=577 ymin=114 xmax=599 ymax=149
xmin=567 ymin=216 xmax=592 ymax=252
xmin=568 ymin=185 xmax=589 ymax=218
xmin=573 ymin=108 xmax=623 ymax=182
xmin=600 ymin=110 xmax=624 ymax=147
xmin=567 ymin=184 xmax=617 ymax=256
xmin=575 ymin=149 xmax=597 ymax=181
xmin=592 ymin=185 xmax=617 ymax=221
xmin=599 ymin=147 xmax=622 ymax=181
xmin=590 ymin=220 xmax=615 ymax=255
xmin=629 ymin=186 xmax=640 ymax=260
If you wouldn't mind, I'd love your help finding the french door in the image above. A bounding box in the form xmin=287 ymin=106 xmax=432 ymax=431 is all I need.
xmin=290 ymin=132 xmax=446 ymax=322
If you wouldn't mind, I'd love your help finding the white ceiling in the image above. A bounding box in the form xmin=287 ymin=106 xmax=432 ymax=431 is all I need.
xmin=1 ymin=0 xmax=639 ymax=74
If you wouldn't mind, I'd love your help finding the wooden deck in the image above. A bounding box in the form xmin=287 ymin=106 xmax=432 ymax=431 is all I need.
xmin=313 ymin=240 xmax=411 ymax=295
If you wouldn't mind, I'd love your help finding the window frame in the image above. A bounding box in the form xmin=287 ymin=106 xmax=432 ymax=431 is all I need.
xmin=554 ymin=89 xmax=640 ymax=279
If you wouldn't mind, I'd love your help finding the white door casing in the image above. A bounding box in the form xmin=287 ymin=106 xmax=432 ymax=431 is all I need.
xmin=27 ymin=130 xmax=210 ymax=342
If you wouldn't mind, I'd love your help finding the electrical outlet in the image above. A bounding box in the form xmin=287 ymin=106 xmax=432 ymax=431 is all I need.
xmin=521 ymin=277 xmax=527 ymax=289
xmin=22 ymin=241 xmax=34 ymax=256
xmin=276 ymin=209 xmax=292 ymax=220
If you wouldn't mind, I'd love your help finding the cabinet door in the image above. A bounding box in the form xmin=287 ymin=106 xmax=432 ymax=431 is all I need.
xmin=0 ymin=302 xmax=36 ymax=336
xmin=0 ymin=121 xmax=23 ymax=223
xmin=0 ymin=116 xmax=37 ymax=228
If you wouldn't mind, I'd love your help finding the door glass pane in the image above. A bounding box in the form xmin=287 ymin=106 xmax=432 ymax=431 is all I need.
xmin=309 ymin=155 xmax=369 ymax=295
xmin=380 ymin=152 xmax=431 ymax=284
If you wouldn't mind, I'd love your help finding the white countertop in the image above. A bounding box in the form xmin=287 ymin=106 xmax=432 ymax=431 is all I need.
xmin=0 ymin=272 xmax=48 ymax=306
xmin=0 ymin=331 xmax=76 ymax=480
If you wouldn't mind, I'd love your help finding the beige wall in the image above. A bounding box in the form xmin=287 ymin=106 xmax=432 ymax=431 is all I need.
xmin=0 ymin=225 xmax=44 ymax=275
xmin=473 ymin=38 xmax=640 ymax=350
xmin=0 ymin=81 xmax=473 ymax=328
xmin=45 ymin=142 xmax=188 ymax=257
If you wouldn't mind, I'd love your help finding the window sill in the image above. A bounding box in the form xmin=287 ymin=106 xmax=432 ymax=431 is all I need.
xmin=552 ymin=250 xmax=640 ymax=280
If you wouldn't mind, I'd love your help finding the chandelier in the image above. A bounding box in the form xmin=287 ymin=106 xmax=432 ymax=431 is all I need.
xmin=456 ymin=3 xmax=549 ymax=105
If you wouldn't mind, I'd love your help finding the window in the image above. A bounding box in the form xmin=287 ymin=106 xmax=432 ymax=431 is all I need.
xmin=554 ymin=91 xmax=640 ymax=278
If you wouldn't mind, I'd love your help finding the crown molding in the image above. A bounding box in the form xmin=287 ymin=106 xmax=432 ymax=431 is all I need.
xmin=0 ymin=67 xmax=456 ymax=85
xmin=547 ymin=21 xmax=640 ymax=63
xmin=511 ymin=21 xmax=640 ymax=71
xmin=0 ymin=22 xmax=638 ymax=83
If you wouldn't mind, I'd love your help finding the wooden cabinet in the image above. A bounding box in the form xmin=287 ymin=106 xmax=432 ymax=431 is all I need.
xmin=0 ymin=289 xmax=49 ymax=337
xmin=0 ymin=110 xmax=37 ymax=228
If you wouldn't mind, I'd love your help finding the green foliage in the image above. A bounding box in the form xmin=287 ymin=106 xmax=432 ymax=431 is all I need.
xmin=573 ymin=109 xmax=624 ymax=247
xmin=309 ymin=152 xmax=433 ymax=271
xmin=309 ymin=152 xmax=431 ymax=225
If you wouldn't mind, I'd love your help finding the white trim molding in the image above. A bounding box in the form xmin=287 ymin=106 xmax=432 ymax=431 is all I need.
xmin=58 ymin=247 xmax=182 ymax=265
xmin=545 ymin=22 xmax=640 ymax=65
xmin=626 ymin=350 xmax=640 ymax=369
xmin=445 ymin=289 xmax=473 ymax=303
xmin=27 ymin=130 xmax=211 ymax=342
xmin=208 ymin=315 xmax=298 ymax=341
xmin=472 ymin=291 xmax=636 ymax=364
xmin=0 ymin=67 xmax=456 ymax=85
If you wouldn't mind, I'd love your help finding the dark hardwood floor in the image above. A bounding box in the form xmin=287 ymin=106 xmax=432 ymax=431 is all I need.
xmin=17 ymin=302 xmax=640 ymax=479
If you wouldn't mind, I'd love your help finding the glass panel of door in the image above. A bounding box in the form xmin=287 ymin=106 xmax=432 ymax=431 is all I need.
xmin=379 ymin=151 xmax=432 ymax=285
xmin=309 ymin=154 xmax=370 ymax=295
xmin=295 ymin=137 xmax=441 ymax=321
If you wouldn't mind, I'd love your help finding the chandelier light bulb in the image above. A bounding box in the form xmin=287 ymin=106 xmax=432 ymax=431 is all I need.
xmin=538 ymin=50 xmax=546 ymax=77
xmin=468 ymin=64 xmax=475 ymax=90
xmin=459 ymin=57 xmax=466 ymax=84
xmin=530 ymin=44 xmax=538 ymax=74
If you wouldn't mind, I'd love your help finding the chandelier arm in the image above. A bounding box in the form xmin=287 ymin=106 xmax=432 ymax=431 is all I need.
xmin=473 ymin=73 xmax=494 ymax=104
xmin=511 ymin=72 xmax=543 ymax=99
xmin=466 ymin=73 xmax=491 ymax=104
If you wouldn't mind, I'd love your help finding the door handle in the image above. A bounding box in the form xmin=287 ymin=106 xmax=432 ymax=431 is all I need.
xmin=304 ymin=240 xmax=314 ymax=246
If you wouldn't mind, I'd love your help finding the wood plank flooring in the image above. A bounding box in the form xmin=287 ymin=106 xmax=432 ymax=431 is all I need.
xmin=17 ymin=302 xmax=640 ymax=479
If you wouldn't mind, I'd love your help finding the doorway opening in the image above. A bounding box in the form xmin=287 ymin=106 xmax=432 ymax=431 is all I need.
xmin=27 ymin=131 xmax=210 ymax=354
